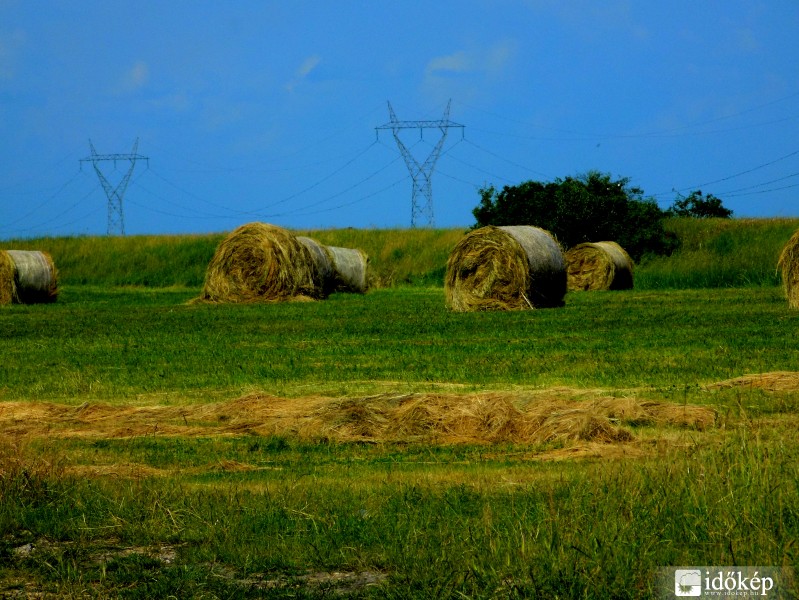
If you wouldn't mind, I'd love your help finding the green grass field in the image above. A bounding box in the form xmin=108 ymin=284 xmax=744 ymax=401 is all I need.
xmin=1 ymin=219 xmax=798 ymax=598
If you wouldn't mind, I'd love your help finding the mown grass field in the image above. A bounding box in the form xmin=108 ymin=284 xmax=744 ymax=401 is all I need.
xmin=1 ymin=218 xmax=798 ymax=598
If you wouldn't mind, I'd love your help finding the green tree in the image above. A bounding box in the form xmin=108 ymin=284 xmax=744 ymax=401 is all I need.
xmin=472 ymin=171 xmax=676 ymax=261
xmin=667 ymin=190 xmax=733 ymax=218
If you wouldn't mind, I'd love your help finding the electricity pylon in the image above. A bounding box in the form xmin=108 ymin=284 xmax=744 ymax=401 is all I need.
xmin=376 ymin=100 xmax=463 ymax=227
xmin=80 ymin=138 xmax=148 ymax=235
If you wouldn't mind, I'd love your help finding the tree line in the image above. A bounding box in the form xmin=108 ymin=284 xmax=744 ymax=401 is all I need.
xmin=471 ymin=171 xmax=732 ymax=262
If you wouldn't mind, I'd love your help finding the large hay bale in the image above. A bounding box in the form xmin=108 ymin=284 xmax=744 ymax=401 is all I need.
xmin=444 ymin=225 xmax=566 ymax=311
xmin=565 ymin=241 xmax=634 ymax=291
xmin=327 ymin=245 xmax=369 ymax=293
xmin=778 ymin=229 xmax=799 ymax=309
xmin=296 ymin=236 xmax=336 ymax=295
xmin=0 ymin=250 xmax=59 ymax=305
xmin=297 ymin=237 xmax=369 ymax=294
xmin=0 ymin=251 xmax=14 ymax=305
xmin=198 ymin=222 xmax=323 ymax=303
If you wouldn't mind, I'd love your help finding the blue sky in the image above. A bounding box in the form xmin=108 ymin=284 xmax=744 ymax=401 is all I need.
xmin=1 ymin=1 xmax=798 ymax=238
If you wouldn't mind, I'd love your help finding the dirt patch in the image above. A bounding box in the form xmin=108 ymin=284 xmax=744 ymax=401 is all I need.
xmin=2 ymin=535 xmax=386 ymax=598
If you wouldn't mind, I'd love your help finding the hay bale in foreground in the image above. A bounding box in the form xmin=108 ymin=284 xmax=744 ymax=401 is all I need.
xmin=297 ymin=237 xmax=369 ymax=294
xmin=0 ymin=250 xmax=59 ymax=305
xmin=445 ymin=225 xmax=566 ymax=311
xmin=198 ymin=222 xmax=323 ymax=303
xmin=565 ymin=241 xmax=634 ymax=291
xmin=778 ymin=229 xmax=799 ymax=309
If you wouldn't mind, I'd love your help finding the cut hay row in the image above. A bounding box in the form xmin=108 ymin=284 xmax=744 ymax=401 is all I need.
xmin=778 ymin=228 xmax=799 ymax=309
xmin=196 ymin=223 xmax=368 ymax=304
xmin=0 ymin=391 xmax=716 ymax=447
xmin=0 ymin=250 xmax=59 ymax=305
xmin=703 ymin=371 xmax=799 ymax=392
xmin=565 ymin=241 xmax=634 ymax=291
xmin=444 ymin=225 xmax=567 ymax=312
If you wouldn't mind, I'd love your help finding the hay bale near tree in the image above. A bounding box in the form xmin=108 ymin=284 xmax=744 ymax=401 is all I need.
xmin=0 ymin=250 xmax=59 ymax=305
xmin=444 ymin=225 xmax=566 ymax=312
xmin=565 ymin=241 xmax=634 ymax=291
xmin=778 ymin=229 xmax=799 ymax=309
xmin=296 ymin=237 xmax=370 ymax=294
xmin=198 ymin=222 xmax=323 ymax=303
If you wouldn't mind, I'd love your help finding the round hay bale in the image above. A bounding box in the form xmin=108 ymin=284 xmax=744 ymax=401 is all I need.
xmin=297 ymin=237 xmax=369 ymax=294
xmin=327 ymin=245 xmax=369 ymax=293
xmin=198 ymin=222 xmax=323 ymax=303
xmin=297 ymin=236 xmax=335 ymax=295
xmin=0 ymin=251 xmax=16 ymax=305
xmin=0 ymin=250 xmax=59 ymax=304
xmin=444 ymin=225 xmax=567 ymax=311
xmin=565 ymin=241 xmax=634 ymax=291
xmin=778 ymin=229 xmax=799 ymax=309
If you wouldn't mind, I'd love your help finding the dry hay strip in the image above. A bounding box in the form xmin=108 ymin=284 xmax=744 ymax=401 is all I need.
xmin=704 ymin=371 xmax=799 ymax=392
xmin=0 ymin=392 xmax=716 ymax=447
xmin=445 ymin=225 xmax=567 ymax=312
xmin=196 ymin=222 xmax=323 ymax=304
xmin=778 ymin=229 xmax=799 ymax=309
xmin=0 ymin=250 xmax=59 ymax=305
xmin=565 ymin=241 xmax=634 ymax=291
xmin=297 ymin=236 xmax=370 ymax=294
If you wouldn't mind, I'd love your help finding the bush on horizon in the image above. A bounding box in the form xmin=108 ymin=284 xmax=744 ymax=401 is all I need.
xmin=471 ymin=171 xmax=678 ymax=261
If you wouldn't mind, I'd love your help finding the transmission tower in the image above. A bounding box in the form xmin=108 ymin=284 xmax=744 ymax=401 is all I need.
xmin=80 ymin=138 xmax=148 ymax=235
xmin=376 ymin=100 xmax=463 ymax=227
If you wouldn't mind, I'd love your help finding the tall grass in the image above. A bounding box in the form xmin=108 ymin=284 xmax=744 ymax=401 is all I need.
xmin=1 ymin=423 xmax=797 ymax=598
xmin=638 ymin=217 xmax=799 ymax=289
xmin=0 ymin=234 xmax=224 ymax=287
xmin=4 ymin=217 xmax=797 ymax=290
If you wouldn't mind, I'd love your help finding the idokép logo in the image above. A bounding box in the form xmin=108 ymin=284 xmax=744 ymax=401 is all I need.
xmin=659 ymin=566 xmax=790 ymax=598
xmin=674 ymin=569 xmax=702 ymax=596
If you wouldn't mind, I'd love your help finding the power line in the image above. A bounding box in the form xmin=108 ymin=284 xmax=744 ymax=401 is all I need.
xmin=654 ymin=147 xmax=799 ymax=198
xmin=286 ymin=176 xmax=408 ymax=217
xmin=258 ymin=155 xmax=404 ymax=218
xmin=455 ymin=91 xmax=799 ymax=141
xmin=254 ymin=140 xmax=378 ymax=212
xmin=0 ymin=170 xmax=85 ymax=231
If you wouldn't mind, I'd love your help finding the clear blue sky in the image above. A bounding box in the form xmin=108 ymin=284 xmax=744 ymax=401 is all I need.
xmin=2 ymin=1 xmax=798 ymax=238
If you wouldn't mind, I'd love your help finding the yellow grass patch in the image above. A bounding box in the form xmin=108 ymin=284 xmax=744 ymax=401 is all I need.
xmin=703 ymin=371 xmax=799 ymax=392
